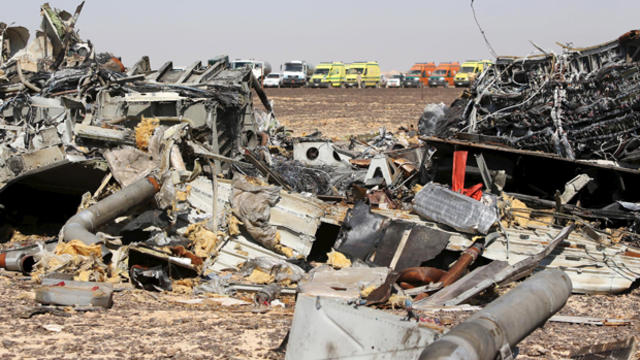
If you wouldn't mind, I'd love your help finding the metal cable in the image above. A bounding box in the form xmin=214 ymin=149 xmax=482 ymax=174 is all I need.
xmin=470 ymin=0 xmax=498 ymax=58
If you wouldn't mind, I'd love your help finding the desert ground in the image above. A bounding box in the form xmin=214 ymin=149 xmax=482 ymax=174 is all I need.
xmin=262 ymin=87 xmax=462 ymax=137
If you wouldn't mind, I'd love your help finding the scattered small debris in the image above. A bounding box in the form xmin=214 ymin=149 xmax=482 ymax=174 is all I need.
xmin=41 ymin=324 xmax=64 ymax=332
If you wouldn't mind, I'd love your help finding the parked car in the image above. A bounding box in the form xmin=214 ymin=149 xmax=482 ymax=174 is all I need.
xmin=428 ymin=62 xmax=460 ymax=87
xmin=386 ymin=73 xmax=405 ymax=88
xmin=263 ymin=73 xmax=282 ymax=88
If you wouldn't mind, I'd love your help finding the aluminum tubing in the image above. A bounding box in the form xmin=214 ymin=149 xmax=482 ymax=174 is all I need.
xmin=0 ymin=251 xmax=38 ymax=274
xmin=419 ymin=269 xmax=572 ymax=360
xmin=63 ymin=176 xmax=161 ymax=246
xmin=0 ymin=251 xmax=27 ymax=272
xmin=0 ymin=242 xmax=57 ymax=274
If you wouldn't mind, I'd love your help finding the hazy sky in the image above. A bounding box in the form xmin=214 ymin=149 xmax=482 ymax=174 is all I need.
xmin=7 ymin=1 xmax=639 ymax=71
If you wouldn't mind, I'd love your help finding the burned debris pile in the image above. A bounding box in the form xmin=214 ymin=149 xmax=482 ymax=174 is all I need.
xmin=0 ymin=5 xmax=639 ymax=359
xmin=434 ymin=30 xmax=640 ymax=166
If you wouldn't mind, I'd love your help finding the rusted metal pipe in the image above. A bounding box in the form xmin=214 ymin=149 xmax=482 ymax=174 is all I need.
xmin=398 ymin=242 xmax=483 ymax=291
xmin=419 ymin=269 xmax=572 ymax=360
xmin=258 ymin=132 xmax=269 ymax=147
xmin=440 ymin=242 xmax=484 ymax=287
xmin=398 ymin=267 xmax=446 ymax=289
xmin=62 ymin=176 xmax=161 ymax=253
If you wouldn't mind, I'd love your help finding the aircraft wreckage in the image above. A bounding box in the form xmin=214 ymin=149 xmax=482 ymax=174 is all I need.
xmin=0 ymin=3 xmax=639 ymax=359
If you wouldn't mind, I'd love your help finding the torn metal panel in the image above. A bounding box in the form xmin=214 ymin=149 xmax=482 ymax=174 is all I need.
xmin=0 ymin=25 xmax=29 ymax=62
xmin=446 ymin=225 xmax=640 ymax=294
xmin=209 ymin=235 xmax=286 ymax=273
xmin=385 ymin=146 xmax=424 ymax=168
xmin=370 ymin=206 xmax=640 ymax=294
xmin=32 ymin=127 xmax=62 ymax=149
xmin=103 ymin=146 xmax=157 ymax=187
xmin=285 ymin=294 xmax=437 ymax=360
xmin=29 ymin=96 xmax=66 ymax=122
xmin=39 ymin=3 xmax=71 ymax=56
xmin=0 ymin=146 xmax=94 ymax=192
xmin=413 ymin=182 xmax=498 ymax=234
xmin=372 ymin=222 xmax=450 ymax=270
xmin=319 ymin=200 xmax=349 ymax=226
xmin=188 ymin=176 xmax=325 ymax=258
xmin=16 ymin=146 xmax=66 ymax=172
xmin=333 ymin=201 xmax=389 ymax=260
xmin=96 ymin=92 xmax=191 ymax=124
xmin=364 ymin=155 xmax=399 ymax=186
xmin=413 ymin=260 xmax=510 ymax=309
xmin=549 ymin=316 xmax=631 ymax=326
xmin=268 ymin=191 xmax=324 ymax=256
xmin=333 ymin=202 xmax=450 ymax=269
xmin=74 ymin=124 xmax=134 ymax=144
xmin=0 ymin=159 xmax=105 ymax=196
xmin=5 ymin=32 xmax=54 ymax=73
xmin=560 ymin=173 xmax=593 ymax=204
xmin=35 ymin=279 xmax=113 ymax=308
xmin=186 ymin=176 xmax=233 ymax=228
xmin=495 ymin=229 xmax=640 ymax=294
xmin=292 ymin=140 xmax=352 ymax=167
xmin=298 ymin=266 xmax=389 ymax=301
xmin=128 ymin=245 xmax=199 ymax=278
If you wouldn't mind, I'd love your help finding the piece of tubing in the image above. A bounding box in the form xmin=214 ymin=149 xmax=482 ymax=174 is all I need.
xmin=62 ymin=176 xmax=161 ymax=254
xmin=420 ymin=269 xmax=571 ymax=360
xmin=440 ymin=241 xmax=484 ymax=287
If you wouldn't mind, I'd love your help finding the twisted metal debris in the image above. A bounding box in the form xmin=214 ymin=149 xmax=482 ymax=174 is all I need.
xmin=451 ymin=30 xmax=640 ymax=166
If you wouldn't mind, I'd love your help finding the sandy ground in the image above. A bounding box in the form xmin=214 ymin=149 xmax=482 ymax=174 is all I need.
xmin=0 ymin=270 xmax=292 ymax=360
xmin=0 ymin=267 xmax=637 ymax=359
xmin=262 ymin=87 xmax=462 ymax=138
xmin=0 ymin=87 xmax=638 ymax=359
